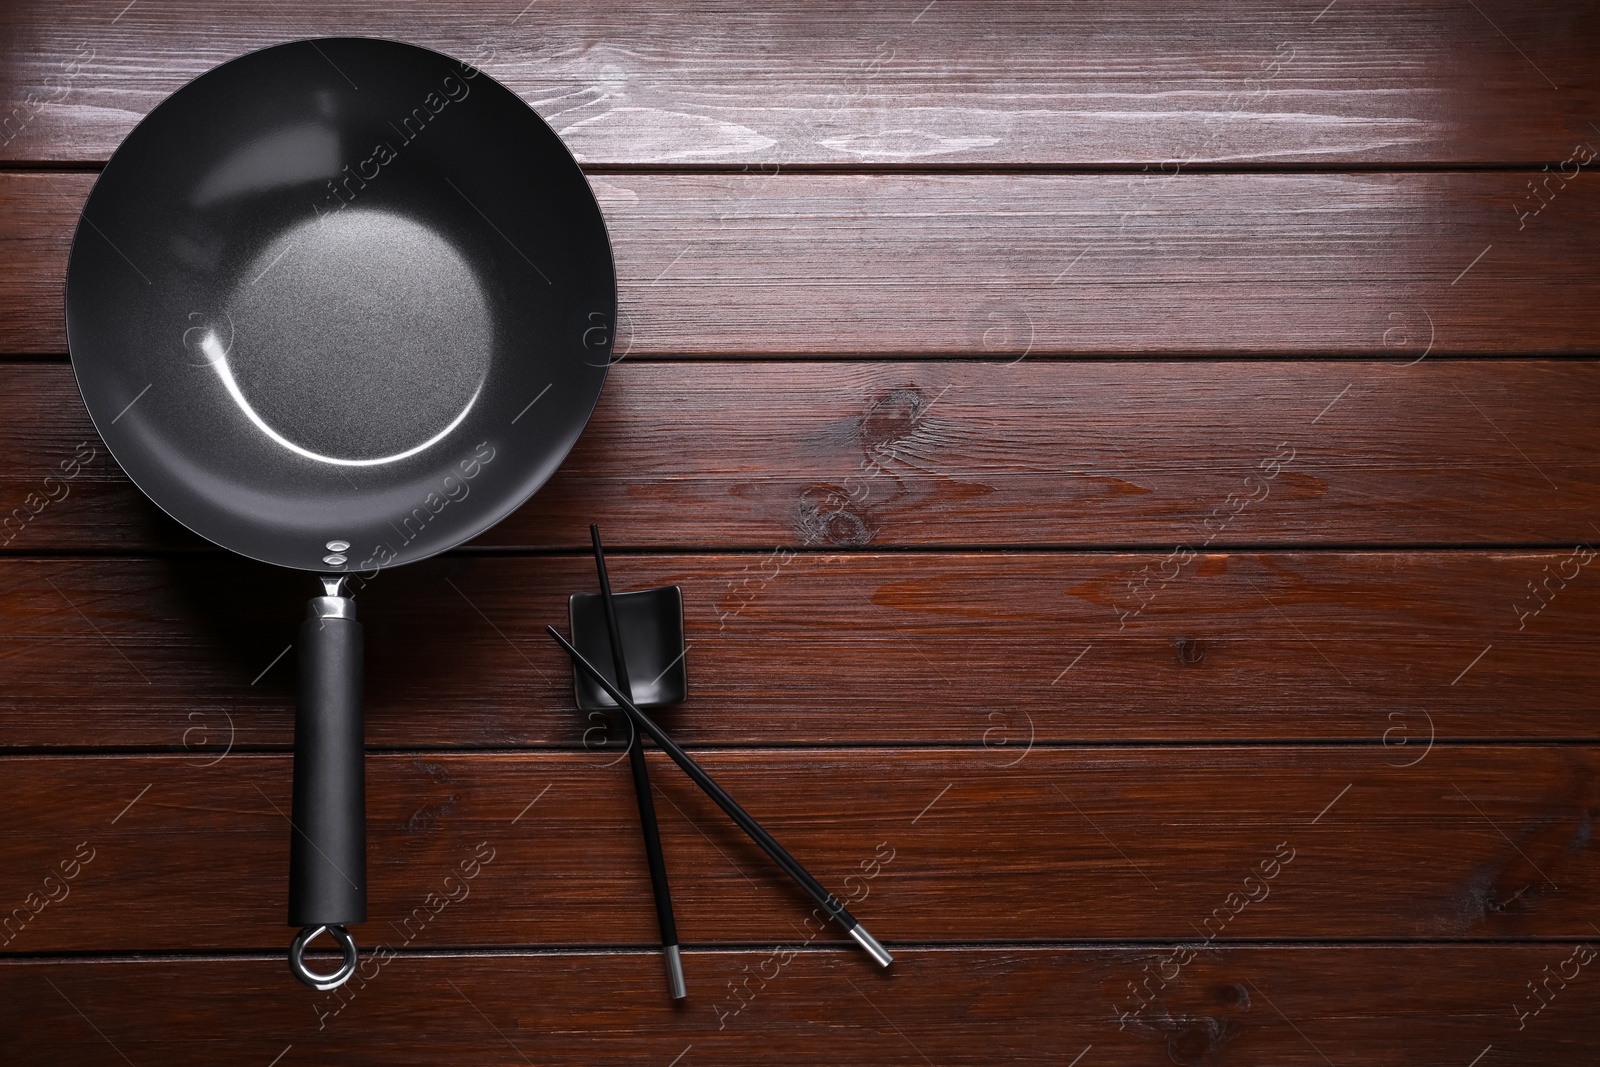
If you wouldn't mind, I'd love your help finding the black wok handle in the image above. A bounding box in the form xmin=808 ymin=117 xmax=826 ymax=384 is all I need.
xmin=287 ymin=576 xmax=365 ymax=991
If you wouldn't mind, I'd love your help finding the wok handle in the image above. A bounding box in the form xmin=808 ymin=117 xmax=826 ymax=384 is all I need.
xmin=287 ymin=576 xmax=365 ymax=991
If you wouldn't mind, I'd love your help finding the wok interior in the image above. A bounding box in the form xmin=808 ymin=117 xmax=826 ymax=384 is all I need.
xmin=66 ymin=39 xmax=614 ymax=572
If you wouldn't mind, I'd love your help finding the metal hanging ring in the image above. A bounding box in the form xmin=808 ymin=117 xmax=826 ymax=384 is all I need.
xmin=289 ymin=924 xmax=359 ymax=991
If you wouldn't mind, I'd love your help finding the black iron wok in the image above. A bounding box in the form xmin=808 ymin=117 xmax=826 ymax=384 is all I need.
xmin=65 ymin=37 xmax=614 ymax=989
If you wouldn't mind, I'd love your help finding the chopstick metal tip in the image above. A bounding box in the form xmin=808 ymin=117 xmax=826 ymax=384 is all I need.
xmin=848 ymin=923 xmax=893 ymax=968
xmin=665 ymin=944 xmax=687 ymax=999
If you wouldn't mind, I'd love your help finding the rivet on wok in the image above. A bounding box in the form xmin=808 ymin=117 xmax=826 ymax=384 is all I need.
xmin=322 ymin=553 xmax=348 ymax=566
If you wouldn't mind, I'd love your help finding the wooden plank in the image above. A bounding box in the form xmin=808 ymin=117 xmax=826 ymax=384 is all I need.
xmin=3 ymin=945 xmax=1593 ymax=1064
xmin=0 ymin=360 xmax=1595 ymax=552
xmin=1 ymin=1 xmax=1596 ymax=167
xmin=0 ymin=747 xmax=1595 ymax=951
xmin=0 ymin=551 xmax=1591 ymax=749
xmin=7 ymin=170 xmax=1600 ymax=356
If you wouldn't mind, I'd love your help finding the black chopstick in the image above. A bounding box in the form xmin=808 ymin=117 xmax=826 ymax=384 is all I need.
xmin=590 ymin=524 xmax=686 ymax=1000
xmin=546 ymin=624 xmax=894 ymax=969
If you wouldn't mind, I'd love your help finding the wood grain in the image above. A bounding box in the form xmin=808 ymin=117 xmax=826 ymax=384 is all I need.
xmin=2 ymin=946 xmax=1590 ymax=1065
xmin=0 ymin=748 xmax=1595 ymax=951
xmin=0 ymin=361 xmax=1595 ymax=553
xmin=0 ymin=551 xmax=1591 ymax=749
xmin=7 ymin=170 xmax=1600 ymax=356
xmin=2 ymin=2 xmax=1595 ymax=1058
xmin=1 ymin=1 xmax=1596 ymax=167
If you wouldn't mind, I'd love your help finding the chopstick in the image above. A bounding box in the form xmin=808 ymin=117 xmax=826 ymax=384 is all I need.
xmin=546 ymin=625 xmax=894 ymax=969
xmin=589 ymin=524 xmax=686 ymax=1000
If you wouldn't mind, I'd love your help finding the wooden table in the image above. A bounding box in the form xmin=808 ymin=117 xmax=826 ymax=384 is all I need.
xmin=2 ymin=2 xmax=1597 ymax=1063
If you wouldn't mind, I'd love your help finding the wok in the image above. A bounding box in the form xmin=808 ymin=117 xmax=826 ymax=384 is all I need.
xmin=65 ymin=37 xmax=614 ymax=989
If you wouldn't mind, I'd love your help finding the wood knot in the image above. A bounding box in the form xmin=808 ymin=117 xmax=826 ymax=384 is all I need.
xmin=1166 ymin=1015 xmax=1235 ymax=1065
xmin=794 ymin=387 xmax=935 ymax=546
xmin=402 ymin=794 xmax=459 ymax=834
xmin=859 ymin=387 xmax=929 ymax=460
xmin=795 ymin=484 xmax=873 ymax=546
xmin=1175 ymin=637 xmax=1205 ymax=665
